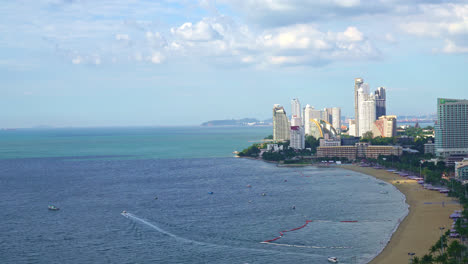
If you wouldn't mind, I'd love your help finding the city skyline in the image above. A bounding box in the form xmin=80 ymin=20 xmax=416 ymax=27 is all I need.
xmin=2 ymin=1 xmax=468 ymax=127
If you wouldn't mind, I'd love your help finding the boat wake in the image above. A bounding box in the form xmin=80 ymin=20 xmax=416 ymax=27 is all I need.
xmin=122 ymin=212 xmax=206 ymax=246
xmin=120 ymin=212 xmax=325 ymax=257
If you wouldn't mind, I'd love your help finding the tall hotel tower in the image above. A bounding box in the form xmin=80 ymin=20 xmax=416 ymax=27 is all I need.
xmin=435 ymin=98 xmax=468 ymax=158
xmin=291 ymin=98 xmax=302 ymax=124
xmin=375 ymin=87 xmax=386 ymax=119
xmin=332 ymin=107 xmax=341 ymax=132
xmin=354 ymin=78 xmax=364 ymax=136
xmin=273 ymin=104 xmax=290 ymax=141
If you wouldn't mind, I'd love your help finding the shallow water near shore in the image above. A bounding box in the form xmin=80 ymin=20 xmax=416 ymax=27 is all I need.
xmin=0 ymin=127 xmax=408 ymax=263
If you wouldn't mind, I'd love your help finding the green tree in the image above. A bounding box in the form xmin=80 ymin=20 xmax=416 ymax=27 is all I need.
xmin=305 ymin=135 xmax=320 ymax=154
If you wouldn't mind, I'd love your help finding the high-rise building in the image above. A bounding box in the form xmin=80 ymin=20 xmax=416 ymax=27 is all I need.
xmin=291 ymin=98 xmax=302 ymax=123
xmin=303 ymin=104 xmax=313 ymax=136
xmin=354 ymin=78 xmax=364 ymax=136
xmin=290 ymin=124 xmax=305 ymax=149
xmin=273 ymin=104 xmax=290 ymax=141
xmin=322 ymin=108 xmax=332 ymax=123
xmin=375 ymin=87 xmax=386 ymax=119
xmin=348 ymin=119 xmax=357 ymax=137
xmin=358 ymin=87 xmax=376 ymax=136
xmin=372 ymin=115 xmax=397 ymax=138
xmin=291 ymin=116 xmax=302 ymax=126
xmin=435 ymin=98 xmax=468 ymax=158
xmin=331 ymin=107 xmax=341 ymax=133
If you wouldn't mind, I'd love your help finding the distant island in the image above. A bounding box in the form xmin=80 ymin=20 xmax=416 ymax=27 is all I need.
xmin=201 ymin=118 xmax=272 ymax=127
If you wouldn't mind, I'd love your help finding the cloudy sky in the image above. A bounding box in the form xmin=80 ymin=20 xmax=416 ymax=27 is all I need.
xmin=2 ymin=0 xmax=468 ymax=127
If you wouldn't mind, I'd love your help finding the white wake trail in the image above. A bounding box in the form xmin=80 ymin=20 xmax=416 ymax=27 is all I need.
xmin=122 ymin=212 xmax=207 ymax=246
xmin=120 ymin=212 xmax=322 ymax=257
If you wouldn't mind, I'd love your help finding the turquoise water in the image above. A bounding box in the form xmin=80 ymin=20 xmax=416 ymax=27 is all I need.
xmin=0 ymin=126 xmax=271 ymax=159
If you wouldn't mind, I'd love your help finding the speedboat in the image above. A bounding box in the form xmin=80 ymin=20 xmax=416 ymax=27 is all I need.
xmin=121 ymin=210 xmax=129 ymax=217
xmin=48 ymin=205 xmax=59 ymax=211
xmin=328 ymin=257 xmax=338 ymax=263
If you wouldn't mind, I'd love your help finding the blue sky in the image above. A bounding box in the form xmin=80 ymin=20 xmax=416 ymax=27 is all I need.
xmin=1 ymin=0 xmax=468 ymax=127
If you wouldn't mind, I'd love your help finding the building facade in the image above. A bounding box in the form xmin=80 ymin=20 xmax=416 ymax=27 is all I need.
xmin=435 ymin=98 xmax=468 ymax=158
xmin=317 ymin=146 xmax=357 ymax=160
xmin=317 ymin=143 xmax=402 ymax=160
xmin=291 ymin=98 xmax=302 ymax=124
xmin=290 ymin=125 xmax=305 ymax=149
xmin=372 ymin=115 xmax=397 ymax=138
xmin=424 ymin=140 xmax=436 ymax=155
xmin=273 ymin=104 xmax=290 ymax=141
xmin=332 ymin=107 xmax=341 ymax=133
xmin=375 ymin=87 xmax=386 ymax=119
xmin=354 ymin=78 xmax=364 ymax=136
xmin=455 ymin=159 xmax=468 ymax=183
xmin=348 ymin=119 xmax=357 ymax=136
xmin=358 ymin=86 xmax=376 ymax=137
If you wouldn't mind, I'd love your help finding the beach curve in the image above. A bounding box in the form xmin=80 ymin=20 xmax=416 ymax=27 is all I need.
xmin=341 ymin=165 xmax=461 ymax=264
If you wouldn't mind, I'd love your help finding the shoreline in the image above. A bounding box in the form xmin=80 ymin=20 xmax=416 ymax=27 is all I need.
xmin=341 ymin=165 xmax=461 ymax=264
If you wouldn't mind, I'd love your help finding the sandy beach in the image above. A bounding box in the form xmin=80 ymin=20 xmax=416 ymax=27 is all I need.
xmin=342 ymin=165 xmax=461 ymax=264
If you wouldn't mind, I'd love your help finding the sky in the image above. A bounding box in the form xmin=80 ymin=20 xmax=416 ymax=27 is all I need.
xmin=1 ymin=0 xmax=468 ymax=127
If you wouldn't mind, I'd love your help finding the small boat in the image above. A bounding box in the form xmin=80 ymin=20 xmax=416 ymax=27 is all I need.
xmin=246 ymin=184 xmax=252 ymax=188
xmin=208 ymin=192 xmax=214 ymax=195
xmin=48 ymin=205 xmax=59 ymax=211
xmin=121 ymin=210 xmax=129 ymax=217
xmin=328 ymin=257 xmax=338 ymax=263
xmin=261 ymin=192 xmax=266 ymax=196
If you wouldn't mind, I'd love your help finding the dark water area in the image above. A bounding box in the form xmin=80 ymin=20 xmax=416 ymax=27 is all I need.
xmin=0 ymin=156 xmax=407 ymax=264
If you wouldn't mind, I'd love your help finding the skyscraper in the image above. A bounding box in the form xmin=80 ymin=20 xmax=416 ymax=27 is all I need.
xmin=291 ymin=98 xmax=302 ymax=124
xmin=290 ymin=125 xmax=305 ymax=149
xmin=375 ymin=87 xmax=386 ymax=119
xmin=331 ymin=107 xmax=341 ymax=132
xmin=303 ymin=104 xmax=313 ymax=135
xmin=358 ymin=87 xmax=376 ymax=136
xmin=273 ymin=104 xmax=290 ymax=141
xmin=435 ymin=98 xmax=468 ymax=158
xmin=354 ymin=78 xmax=364 ymax=136
xmin=322 ymin=108 xmax=333 ymax=123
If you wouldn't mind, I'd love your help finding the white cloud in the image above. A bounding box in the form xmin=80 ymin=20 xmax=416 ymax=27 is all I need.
xmin=115 ymin=34 xmax=130 ymax=41
xmin=401 ymin=4 xmax=468 ymax=53
xmin=443 ymin=40 xmax=468 ymax=53
xmin=333 ymin=0 xmax=360 ymax=8
xmin=171 ymin=20 xmax=222 ymax=41
xmin=150 ymin=52 xmax=165 ymax=64
xmin=338 ymin=26 xmax=363 ymax=42
xmin=253 ymin=24 xmax=377 ymax=66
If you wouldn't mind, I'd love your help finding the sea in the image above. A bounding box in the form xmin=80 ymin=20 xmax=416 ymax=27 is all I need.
xmin=0 ymin=126 xmax=409 ymax=264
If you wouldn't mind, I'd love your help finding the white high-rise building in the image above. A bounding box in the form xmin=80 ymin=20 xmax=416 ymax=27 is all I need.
xmin=273 ymin=104 xmax=290 ymax=141
xmin=290 ymin=124 xmax=305 ymax=149
xmin=348 ymin=119 xmax=357 ymax=136
xmin=304 ymin=104 xmax=313 ymax=136
xmin=354 ymin=78 xmax=364 ymax=136
xmin=291 ymin=98 xmax=302 ymax=124
xmin=332 ymin=107 xmax=341 ymax=132
xmin=358 ymin=88 xmax=376 ymax=137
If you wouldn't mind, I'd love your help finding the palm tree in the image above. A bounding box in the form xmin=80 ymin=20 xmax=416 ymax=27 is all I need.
xmin=413 ymin=256 xmax=420 ymax=264
xmin=421 ymin=254 xmax=434 ymax=264
xmin=434 ymin=253 xmax=447 ymax=264
xmin=446 ymin=240 xmax=466 ymax=263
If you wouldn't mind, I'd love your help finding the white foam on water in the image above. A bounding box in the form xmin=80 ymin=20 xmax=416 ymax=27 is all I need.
xmin=121 ymin=212 xmax=323 ymax=258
